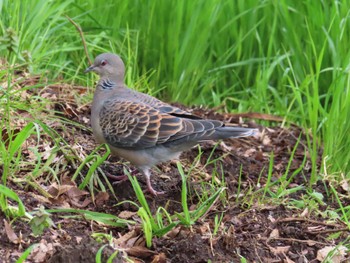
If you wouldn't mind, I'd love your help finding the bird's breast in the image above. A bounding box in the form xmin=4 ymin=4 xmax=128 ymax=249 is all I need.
xmin=91 ymin=93 xmax=107 ymax=144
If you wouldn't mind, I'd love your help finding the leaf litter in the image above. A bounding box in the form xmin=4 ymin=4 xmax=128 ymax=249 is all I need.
xmin=0 ymin=74 xmax=349 ymax=262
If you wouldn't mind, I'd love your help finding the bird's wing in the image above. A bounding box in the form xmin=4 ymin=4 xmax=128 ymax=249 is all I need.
xmin=128 ymin=89 xmax=201 ymax=119
xmin=99 ymin=99 xmax=222 ymax=149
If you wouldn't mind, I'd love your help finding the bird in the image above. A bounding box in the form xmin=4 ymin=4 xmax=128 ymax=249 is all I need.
xmin=85 ymin=53 xmax=257 ymax=196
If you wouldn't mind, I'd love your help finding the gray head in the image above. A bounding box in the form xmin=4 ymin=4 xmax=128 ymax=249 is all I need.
xmin=85 ymin=53 xmax=125 ymax=83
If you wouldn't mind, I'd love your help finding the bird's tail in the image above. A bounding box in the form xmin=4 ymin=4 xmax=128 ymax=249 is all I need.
xmin=164 ymin=120 xmax=257 ymax=150
xmin=208 ymin=126 xmax=257 ymax=140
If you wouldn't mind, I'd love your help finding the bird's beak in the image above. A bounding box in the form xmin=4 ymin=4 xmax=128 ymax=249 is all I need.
xmin=84 ymin=65 xmax=95 ymax=73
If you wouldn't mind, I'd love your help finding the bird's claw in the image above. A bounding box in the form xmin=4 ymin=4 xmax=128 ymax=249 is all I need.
xmin=146 ymin=188 xmax=165 ymax=196
xmin=145 ymin=183 xmax=165 ymax=196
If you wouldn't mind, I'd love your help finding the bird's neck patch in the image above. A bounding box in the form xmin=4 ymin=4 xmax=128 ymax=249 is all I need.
xmin=100 ymin=79 xmax=115 ymax=90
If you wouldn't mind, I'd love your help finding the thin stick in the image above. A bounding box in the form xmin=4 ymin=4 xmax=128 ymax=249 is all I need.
xmin=276 ymin=217 xmax=344 ymax=228
xmin=306 ymin=227 xmax=350 ymax=235
xmin=262 ymin=236 xmax=328 ymax=246
xmin=65 ymin=15 xmax=92 ymax=65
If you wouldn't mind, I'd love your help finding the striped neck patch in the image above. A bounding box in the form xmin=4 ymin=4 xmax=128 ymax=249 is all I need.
xmin=100 ymin=79 xmax=115 ymax=90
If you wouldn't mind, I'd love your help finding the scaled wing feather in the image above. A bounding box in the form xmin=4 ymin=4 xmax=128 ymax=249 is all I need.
xmin=99 ymin=99 xmax=223 ymax=149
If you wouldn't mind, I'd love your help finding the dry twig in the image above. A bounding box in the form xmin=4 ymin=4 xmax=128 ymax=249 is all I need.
xmin=65 ymin=15 xmax=92 ymax=65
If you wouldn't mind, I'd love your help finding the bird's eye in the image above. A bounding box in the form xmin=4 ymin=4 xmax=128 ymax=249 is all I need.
xmin=101 ymin=60 xmax=107 ymax=66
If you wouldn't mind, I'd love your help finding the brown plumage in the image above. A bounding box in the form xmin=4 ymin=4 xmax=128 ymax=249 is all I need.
xmin=85 ymin=53 xmax=257 ymax=195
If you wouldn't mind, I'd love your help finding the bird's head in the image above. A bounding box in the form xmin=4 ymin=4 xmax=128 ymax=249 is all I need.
xmin=85 ymin=53 xmax=125 ymax=83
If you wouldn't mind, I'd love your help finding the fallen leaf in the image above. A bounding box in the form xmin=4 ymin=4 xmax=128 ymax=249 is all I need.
xmin=198 ymin=222 xmax=210 ymax=235
xmin=306 ymin=240 xmax=317 ymax=246
xmin=262 ymin=134 xmax=272 ymax=146
xmin=30 ymin=193 xmax=51 ymax=204
xmin=95 ymin=191 xmax=109 ymax=206
xmin=274 ymin=162 xmax=284 ymax=171
xmin=75 ymin=236 xmax=83 ymax=244
xmin=243 ymin=148 xmax=256 ymax=157
xmin=66 ymin=186 xmax=89 ymax=199
xmin=269 ymin=246 xmax=290 ymax=255
xmin=151 ymin=252 xmax=167 ymax=263
xmin=41 ymin=144 xmax=55 ymax=160
xmin=47 ymin=183 xmax=72 ymax=197
xmin=219 ymin=141 xmax=233 ymax=152
xmin=269 ymin=229 xmax=279 ymax=238
xmin=300 ymin=208 xmax=308 ymax=217
xmin=340 ymin=179 xmax=349 ymax=191
xmin=70 ymin=197 xmax=91 ymax=208
xmin=126 ymin=246 xmax=156 ymax=258
xmin=159 ymin=174 xmax=171 ymax=180
xmin=114 ymin=230 xmax=138 ymax=247
xmin=4 ymin=220 xmax=20 ymax=244
xmin=28 ymin=239 xmax=54 ymax=263
xmin=165 ymin=226 xmax=181 ymax=239
xmin=118 ymin=211 xmax=137 ymax=219
xmin=267 ymin=214 xmax=276 ymax=223
xmin=317 ymin=246 xmax=348 ymax=263
xmin=129 ymin=236 xmax=143 ymax=248
xmin=82 ymin=116 xmax=90 ymax=124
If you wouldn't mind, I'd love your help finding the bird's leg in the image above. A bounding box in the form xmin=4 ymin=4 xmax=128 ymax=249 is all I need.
xmin=142 ymin=169 xmax=165 ymax=196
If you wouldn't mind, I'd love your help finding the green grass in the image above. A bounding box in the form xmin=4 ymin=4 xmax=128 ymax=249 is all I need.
xmin=1 ymin=0 xmax=349 ymax=178
xmin=1 ymin=0 xmax=350 ymax=258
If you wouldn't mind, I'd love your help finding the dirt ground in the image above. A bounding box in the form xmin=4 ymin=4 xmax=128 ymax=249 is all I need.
xmin=0 ymin=81 xmax=349 ymax=262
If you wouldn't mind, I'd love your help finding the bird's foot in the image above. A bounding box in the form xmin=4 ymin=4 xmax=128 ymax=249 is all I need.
xmin=107 ymin=168 xmax=138 ymax=185
xmin=146 ymin=179 xmax=165 ymax=196
xmin=145 ymin=187 xmax=165 ymax=196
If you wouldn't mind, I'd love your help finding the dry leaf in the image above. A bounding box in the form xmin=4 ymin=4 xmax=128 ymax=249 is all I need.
xmin=66 ymin=186 xmax=88 ymax=199
xmin=41 ymin=144 xmax=54 ymax=160
xmin=340 ymin=179 xmax=349 ymax=191
xmin=269 ymin=229 xmax=279 ymax=238
xmin=151 ymin=252 xmax=167 ymax=263
xmin=82 ymin=116 xmax=90 ymax=124
xmin=159 ymin=174 xmax=171 ymax=180
xmin=30 ymin=193 xmax=52 ymax=204
xmin=219 ymin=141 xmax=233 ymax=152
xmin=267 ymin=214 xmax=276 ymax=223
xmin=300 ymin=208 xmax=309 ymax=217
xmin=198 ymin=222 xmax=210 ymax=235
xmin=126 ymin=246 xmax=156 ymax=258
xmin=4 ymin=220 xmax=20 ymax=244
xmin=28 ymin=239 xmax=54 ymax=263
xmin=47 ymin=183 xmax=71 ymax=197
xmin=118 ymin=211 xmax=137 ymax=219
xmin=274 ymin=162 xmax=284 ymax=171
xmin=306 ymin=240 xmax=317 ymax=246
xmin=75 ymin=236 xmax=83 ymax=244
xmin=165 ymin=226 xmax=181 ymax=239
xmin=262 ymin=134 xmax=272 ymax=146
xmin=243 ymin=148 xmax=256 ymax=157
xmin=70 ymin=197 xmax=91 ymax=208
xmin=95 ymin=191 xmax=110 ymax=206
xmin=317 ymin=246 xmax=348 ymax=263
xmin=127 ymin=236 xmax=143 ymax=247
xmin=114 ymin=230 xmax=138 ymax=247
xmin=269 ymin=246 xmax=290 ymax=255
